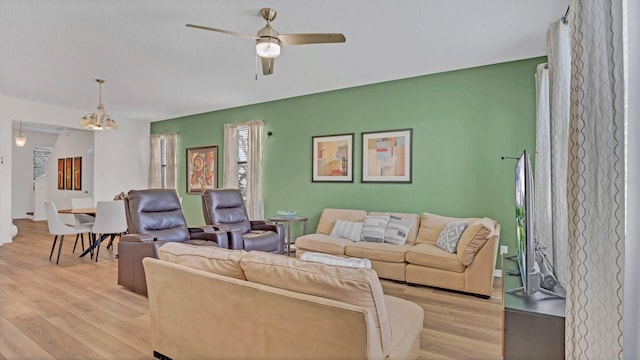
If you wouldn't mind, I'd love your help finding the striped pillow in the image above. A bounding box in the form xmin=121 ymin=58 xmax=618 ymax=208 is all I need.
xmin=330 ymin=220 xmax=364 ymax=241
xmin=384 ymin=215 xmax=413 ymax=245
xmin=360 ymin=215 xmax=391 ymax=243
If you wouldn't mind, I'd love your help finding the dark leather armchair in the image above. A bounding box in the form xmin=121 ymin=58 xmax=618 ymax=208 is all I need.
xmin=202 ymin=188 xmax=284 ymax=254
xmin=118 ymin=189 xmax=228 ymax=295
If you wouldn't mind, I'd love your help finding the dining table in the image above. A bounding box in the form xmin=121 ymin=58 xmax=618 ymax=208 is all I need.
xmin=57 ymin=207 xmax=106 ymax=258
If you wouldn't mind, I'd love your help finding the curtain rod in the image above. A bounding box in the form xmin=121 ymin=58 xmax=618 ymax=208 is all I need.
xmin=561 ymin=6 xmax=570 ymax=25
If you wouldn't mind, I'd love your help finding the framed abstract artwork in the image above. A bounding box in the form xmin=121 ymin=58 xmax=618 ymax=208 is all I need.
xmin=312 ymin=133 xmax=354 ymax=182
xmin=361 ymin=128 xmax=413 ymax=183
xmin=65 ymin=157 xmax=73 ymax=190
xmin=73 ymin=156 xmax=82 ymax=191
xmin=57 ymin=158 xmax=65 ymax=190
xmin=186 ymin=146 xmax=218 ymax=194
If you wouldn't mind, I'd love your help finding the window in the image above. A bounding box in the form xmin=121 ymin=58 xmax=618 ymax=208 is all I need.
xmin=33 ymin=146 xmax=53 ymax=180
xmin=237 ymin=125 xmax=248 ymax=197
xmin=149 ymin=133 xmax=177 ymax=189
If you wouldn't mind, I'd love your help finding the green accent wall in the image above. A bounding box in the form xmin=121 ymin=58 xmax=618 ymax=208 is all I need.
xmin=152 ymin=57 xmax=542 ymax=265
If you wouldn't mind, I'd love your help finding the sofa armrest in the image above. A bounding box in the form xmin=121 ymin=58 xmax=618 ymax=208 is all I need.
xmin=464 ymin=224 xmax=501 ymax=297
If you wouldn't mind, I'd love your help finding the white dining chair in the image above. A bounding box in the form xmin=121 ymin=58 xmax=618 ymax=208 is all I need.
xmin=71 ymin=197 xmax=95 ymax=253
xmin=91 ymin=201 xmax=128 ymax=262
xmin=44 ymin=200 xmax=93 ymax=265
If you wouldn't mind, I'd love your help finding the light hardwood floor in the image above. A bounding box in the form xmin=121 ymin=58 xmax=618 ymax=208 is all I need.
xmin=1 ymin=219 xmax=503 ymax=360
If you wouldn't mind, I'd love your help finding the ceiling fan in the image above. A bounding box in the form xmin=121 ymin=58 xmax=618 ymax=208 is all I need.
xmin=186 ymin=8 xmax=346 ymax=76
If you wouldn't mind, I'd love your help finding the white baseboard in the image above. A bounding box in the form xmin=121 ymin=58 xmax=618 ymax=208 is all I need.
xmin=494 ymin=269 xmax=502 ymax=278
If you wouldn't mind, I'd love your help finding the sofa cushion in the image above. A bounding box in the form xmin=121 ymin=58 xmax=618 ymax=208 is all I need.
xmin=300 ymin=251 xmax=372 ymax=268
xmin=240 ymin=251 xmax=393 ymax=355
xmin=369 ymin=212 xmax=420 ymax=245
xmin=360 ymin=215 xmax=391 ymax=243
xmin=329 ymin=220 xmax=364 ymax=242
xmin=416 ymin=212 xmax=478 ymax=245
xmin=435 ymin=221 xmax=469 ymax=253
xmin=383 ymin=216 xmax=412 ymax=246
xmin=157 ymin=242 xmax=248 ymax=280
xmin=316 ymin=209 xmax=367 ymax=235
xmin=457 ymin=217 xmax=497 ymax=266
xmin=295 ymin=233 xmax=352 ymax=255
xmin=405 ymin=243 xmax=466 ymax=273
xmin=345 ymin=242 xmax=411 ymax=263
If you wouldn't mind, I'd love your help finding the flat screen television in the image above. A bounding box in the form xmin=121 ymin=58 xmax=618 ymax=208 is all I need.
xmin=507 ymin=150 xmax=563 ymax=298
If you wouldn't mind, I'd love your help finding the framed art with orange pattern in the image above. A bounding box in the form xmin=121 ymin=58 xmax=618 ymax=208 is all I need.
xmin=57 ymin=158 xmax=65 ymax=190
xmin=186 ymin=146 xmax=218 ymax=194
xmin=65 ymin=157 xmax=73 ymax=190
xmin=73 ymin=156 xmax=82 ymax=191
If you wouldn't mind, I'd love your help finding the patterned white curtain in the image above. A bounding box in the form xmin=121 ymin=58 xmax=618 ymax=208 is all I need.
xmin=165 ymin=133 xmax=177 ymax=189
xmin=547 ymin=20 xmax=572 ymax=284
xmin=223 ymin=123 xmax=239 ymax=188
xmin=148 ymin=134 xmax=162 ymax=188
xmin=565 ymin=0 xmax=625 ymax=359
xmin=246 ymin=120 xmax=264 ymax=220
xmin=533 ymin=64 xmax=552 ymax=267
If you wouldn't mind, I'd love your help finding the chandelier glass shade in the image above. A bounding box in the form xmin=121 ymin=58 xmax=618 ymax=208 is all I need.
xmin=80 ymin=79 xmax=117 ymax=130
xmin=15 ymin=121 xmax=26 ymax=147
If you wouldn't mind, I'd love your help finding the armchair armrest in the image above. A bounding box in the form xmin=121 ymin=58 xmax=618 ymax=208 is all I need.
xmin=120 ymin=233 xmax=156 ymax=243
xmin=207 ymin=224 xmax=244 ymax=250
xmin=251 ymin=221 xmax=282 ymax=235
xmin=189 ymin=227 xmax=230 ymax=249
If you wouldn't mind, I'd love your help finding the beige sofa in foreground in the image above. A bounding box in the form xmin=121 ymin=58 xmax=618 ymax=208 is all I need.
xmin=143 ymin=243 xmax=424 ymax=360
xmin=295 ymin=209 xmax=500 ymax=298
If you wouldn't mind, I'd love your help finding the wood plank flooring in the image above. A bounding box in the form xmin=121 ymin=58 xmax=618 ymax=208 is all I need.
xmin=1 ymin=219 xmax=503 ymax=360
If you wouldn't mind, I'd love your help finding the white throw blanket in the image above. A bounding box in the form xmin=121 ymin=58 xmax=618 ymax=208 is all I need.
xmin=300 ymin=252 xmax=371 ymax=269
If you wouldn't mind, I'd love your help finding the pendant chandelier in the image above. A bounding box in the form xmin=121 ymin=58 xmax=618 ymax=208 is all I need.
xmin=15 ymin=121 xmax=26 ymax=147
xmin=80 ymin=79 xmax=117 ymax=130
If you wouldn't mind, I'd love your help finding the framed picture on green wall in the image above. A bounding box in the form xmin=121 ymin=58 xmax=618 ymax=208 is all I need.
xmin=312 ymin=133 xmax=354 ymax=182
xmin=361 ymin=128 xmax=412 ymax=183
xmin=186 ymin=145 xmax=218 ymax=194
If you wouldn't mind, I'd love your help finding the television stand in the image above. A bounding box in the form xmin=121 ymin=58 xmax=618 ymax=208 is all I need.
xmin=502 ymin=254 xmax=565 ymax=360
xmin=506 ymin=286 xmax=565 ymax=299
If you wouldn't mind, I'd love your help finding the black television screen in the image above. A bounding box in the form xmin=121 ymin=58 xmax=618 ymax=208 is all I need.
xmin=508 ymin=150 xmax=564 ymax=298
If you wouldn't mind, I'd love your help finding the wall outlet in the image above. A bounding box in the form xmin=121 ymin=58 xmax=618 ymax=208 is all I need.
xmin=360 ymin=185 xmax=370 ymax=191
xmin=500 ymin=245 xmax=508 ymax=255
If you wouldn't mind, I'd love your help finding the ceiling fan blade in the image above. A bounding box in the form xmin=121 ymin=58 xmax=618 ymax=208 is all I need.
xmin=278 ymin=33 xmax=346 ymax=46
xmin=186 ymin=24 xmax=259 ymax=41
xmin=261 ymin=57 xmax=275 ymax=76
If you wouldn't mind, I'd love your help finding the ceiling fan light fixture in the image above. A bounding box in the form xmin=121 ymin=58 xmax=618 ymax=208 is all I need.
xmin=256 ymin=38 xmax=281 ymax=58
xmin=15 ymin=121 xmax=26 ymax=147
xmin=80 ymin=79 xmax=117 ymax=130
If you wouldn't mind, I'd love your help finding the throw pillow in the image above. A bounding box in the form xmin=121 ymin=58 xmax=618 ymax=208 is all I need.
xmin=384 ymin=215 xmax=413 ymax=245
xmin=329 ymin=219 xmax=364 ymax=242
xmin=435 ymin=221 xmax=469 ymax=253
xmin=300 ymin=252 xmax=372 ymax=268
xmin=360 ymin=215 xmax=391 ymax=243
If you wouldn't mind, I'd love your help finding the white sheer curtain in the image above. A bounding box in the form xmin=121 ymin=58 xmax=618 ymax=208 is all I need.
xmin=223 ymin=123 xmax=239 ymax=188
xmin=148 ymin=134 xmax=162 ymax=188
xmin=565 ymin=0 xmax=625 ymax=358
xmin=165 ymin=133 xmax=177 ymax=189
xmin=246 ymin=120 xmax=264 ymax=220
xmin=534 ymin=64 xmax=552 ymax=268
xmin=547 ymin=20 xmax=572 ymax=284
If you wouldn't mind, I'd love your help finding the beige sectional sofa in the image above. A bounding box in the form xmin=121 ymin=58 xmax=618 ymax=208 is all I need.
xmin=295 ymin=209 xmax=501 ymax=298
xmin=143 ymin=242 xmax=424 ymax=360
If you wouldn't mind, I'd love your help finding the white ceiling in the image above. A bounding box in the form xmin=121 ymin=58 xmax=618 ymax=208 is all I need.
xmin=1 ymin=0 xmax=567 ymax=125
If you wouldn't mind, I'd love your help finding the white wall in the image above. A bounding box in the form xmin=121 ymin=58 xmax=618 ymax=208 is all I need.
xmin=0 ymin=94 xmax=150 ymax=245
xmin=45 ymin=129 xmax=95 ymax=224
xmin=11 ymin=130 xmax=59 ymax=219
